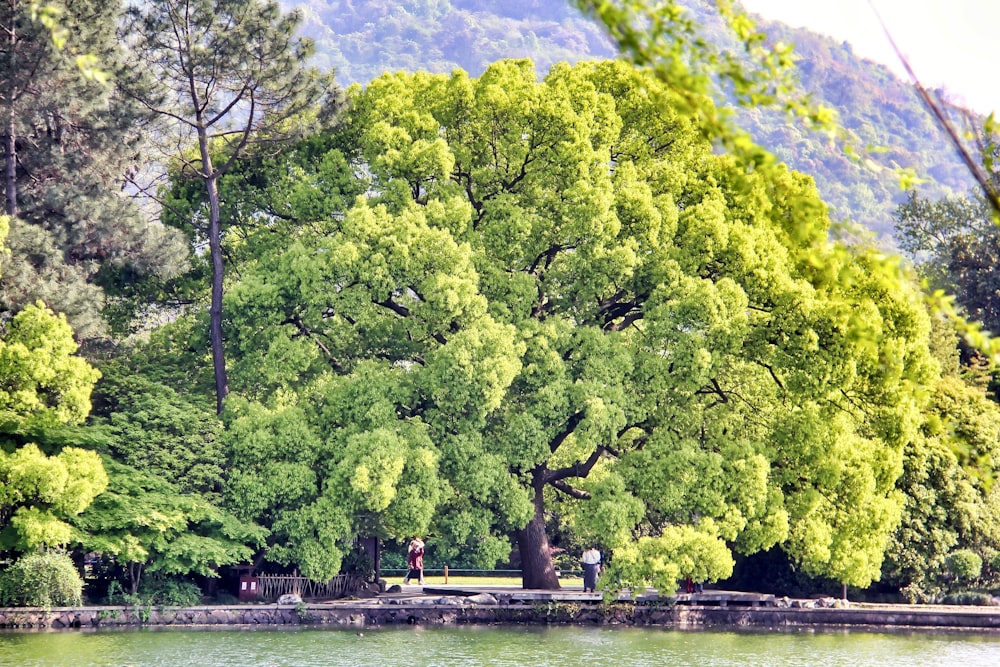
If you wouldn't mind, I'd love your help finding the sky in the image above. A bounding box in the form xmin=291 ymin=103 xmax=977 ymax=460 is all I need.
xmin=738 ymin=0 xmax=1000 ymax=115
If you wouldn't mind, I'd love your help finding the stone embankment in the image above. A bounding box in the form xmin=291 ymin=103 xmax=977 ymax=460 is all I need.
xmin=3 ymin=591 xmax=1000 ymax=631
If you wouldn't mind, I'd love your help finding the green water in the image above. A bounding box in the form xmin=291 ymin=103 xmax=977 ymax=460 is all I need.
xmin=2 ymin=625 xmax=999 ymax=667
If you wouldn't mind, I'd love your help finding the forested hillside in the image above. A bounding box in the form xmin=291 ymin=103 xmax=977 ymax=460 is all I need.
xmin=282 ymin=0 xmax=974 ymax=240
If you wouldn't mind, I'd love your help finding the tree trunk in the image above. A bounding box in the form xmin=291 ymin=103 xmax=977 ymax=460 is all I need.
xmin=200 ymin=140 xmax=228 ymax=415
xmin=128 ymin=562 xmax=143 ymax=596
xmin=4 ymin=123 xmax=14 ymax=216
xmin=5 ymin=15 xmax=16 ymax=217
xmin=516 ymin=479 xmax=561 ymax=590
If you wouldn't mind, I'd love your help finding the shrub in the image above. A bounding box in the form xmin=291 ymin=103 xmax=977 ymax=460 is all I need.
xmin=380 ymin=550 xmax=407 ymax=571
xmin=946 ymin=550 xmax=983 ymax=583
xmin=0 ymin=552 xmax=83 ymax=607
xmin=941 ymin=591 xmax=993 ymax=606
xmin=137 ymin=577 xmax=203 ymax=606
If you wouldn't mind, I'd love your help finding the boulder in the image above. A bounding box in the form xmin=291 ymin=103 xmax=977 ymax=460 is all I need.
xmin=277 ymin=594 xmax=303 ymax=605
xmin=465 ymin=593 xmax=498 ymax=605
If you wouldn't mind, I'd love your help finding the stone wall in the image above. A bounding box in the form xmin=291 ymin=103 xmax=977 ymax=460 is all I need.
xmin=3 ymin=599 xmax=1000 ymax=631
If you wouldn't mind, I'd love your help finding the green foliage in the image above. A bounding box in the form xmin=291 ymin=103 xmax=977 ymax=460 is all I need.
xmin=0 ymin=0 xmax=189 ymax=338
xmin=0 ymin=443 xmax=108 ymax=552
xmin=894 ymin=191 xmax=1000 ymax=335
xmin=946 ymin=549 xmax=982 ymax=583
xmin=284 ymin=0 xmax=977 ymax=241
xmin=0 ymin=299 xmax=106 ymax=555
xmin=73 ymin=458 xmax=266 ymax=594
xmin=606 ymin=524 xmax=736 ymax=594
xmin=133 ymin=575 xmax=203 ymax=607
xmin=216 ymin=58 xmax=936 ymax=588
xmin=881 ymin=318 xmax=1000 ymax=602
xmin=0 ymin=302 xmax=101 ymax=431
xmin=0 ymin=551 xmax=83 ymax=607
xmin=123 ymin=0 xmax=338 ymax=412
xmin=92 ymin=364 xmax=226 ymax=501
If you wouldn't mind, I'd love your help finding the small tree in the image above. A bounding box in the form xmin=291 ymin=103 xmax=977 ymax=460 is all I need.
xmin=0 ymin=302 xmax=106 ymax=555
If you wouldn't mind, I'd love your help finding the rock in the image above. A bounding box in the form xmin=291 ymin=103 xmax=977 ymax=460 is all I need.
xmin=277 ymin=594 xmax=303 ymax=605
xmin=385 ymin=584 xmax=403 ymax=594
xmin=465 ymin=593 xmax=498 ymax=605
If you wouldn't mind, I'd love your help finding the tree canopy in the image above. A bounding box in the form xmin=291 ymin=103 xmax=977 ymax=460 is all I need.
xmin=0 ymin=301 xmax=105 ymax=555
xmin=205 ymin=58 xmax=936 ymax=588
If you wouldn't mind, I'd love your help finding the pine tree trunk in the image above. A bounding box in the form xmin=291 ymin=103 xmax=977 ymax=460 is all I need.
xmin=4 ymin=123 xmax=15 ymax=216
xmin=4 ymin=16 xmax=16 ymax=217
xmin=516 ymin=481 xmax=561 ymax=590
xmin=201 ymin=143 xmax=228 ymax=415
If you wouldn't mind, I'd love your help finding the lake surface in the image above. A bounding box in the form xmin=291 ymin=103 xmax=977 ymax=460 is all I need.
xmin=3 ymin=625 xmax=1000 ymax=667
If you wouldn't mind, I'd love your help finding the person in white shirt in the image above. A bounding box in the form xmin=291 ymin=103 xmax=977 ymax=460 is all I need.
xmin=581 ymin=546 xmax=602 ymax=592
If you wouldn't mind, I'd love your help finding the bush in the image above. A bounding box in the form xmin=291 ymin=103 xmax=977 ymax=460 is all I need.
xmin=137 ymin=577 xmax=203 ymax=606
xmin=0 ymin=552 xmax=83 ymax=607
xmin=946 ymin=550 xmax=983 ymax=583
xmin=941 ymin=591 xmax=994 ymax=606
xmin=380 ymin=549 xmax=407 ymax=571
xmin=212 ymin=592 xmax=239 ymax=605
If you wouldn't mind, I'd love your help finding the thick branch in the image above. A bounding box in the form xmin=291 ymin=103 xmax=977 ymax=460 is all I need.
xmin=695 ymin=377 xmax=730 ymax=408
xmin=376 ymin=296 xmax=411 ymax=318
xmin=284 ymin=313 xmax=342 ymax=371
xmin=375 ymin=295 xmax=448 ymax=345
xmin=544 ymin=445 xmax=605 ymax=485
xmin=550 ymin=411 xmax=585 ymax=454
xmin=550 ymin=479 xmax=592 ymax=500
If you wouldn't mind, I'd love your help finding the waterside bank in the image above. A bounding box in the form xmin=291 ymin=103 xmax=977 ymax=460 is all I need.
xmin=3 ymin=588 xmax=1000 ymax=632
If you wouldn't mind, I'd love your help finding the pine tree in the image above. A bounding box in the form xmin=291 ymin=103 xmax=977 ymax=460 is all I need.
xmin=0 ymin=0 xmax=187 ymax=339
xmin=120 ymin=0 xmax=335 ymax=413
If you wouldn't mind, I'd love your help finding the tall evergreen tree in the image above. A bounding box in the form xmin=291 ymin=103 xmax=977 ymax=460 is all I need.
xmin=0 ymin=0 xmax=187 ymax=339
xmin=120 ymin=0 xmax=335 ymax=413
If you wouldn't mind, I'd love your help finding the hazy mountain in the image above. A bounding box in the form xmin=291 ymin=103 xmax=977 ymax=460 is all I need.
xmin=281 ymin=0 xmax=974 ymax=242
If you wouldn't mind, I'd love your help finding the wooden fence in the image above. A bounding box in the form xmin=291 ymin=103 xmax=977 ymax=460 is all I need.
xmin=255 ymin=573 xmax=364 ymax=601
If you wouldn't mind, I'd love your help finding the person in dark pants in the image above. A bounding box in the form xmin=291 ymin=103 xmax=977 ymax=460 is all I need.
xmin=403 ymin=537 xmax=425 ymax=585
xmin=582 ymin=545 xmax=602 ymax=592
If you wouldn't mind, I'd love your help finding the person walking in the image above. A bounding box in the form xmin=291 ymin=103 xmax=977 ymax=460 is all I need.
xmin=403 ymin=537 xmax=425 ymax=585
xmin=582 ymin=545 xmax=602 ymax=592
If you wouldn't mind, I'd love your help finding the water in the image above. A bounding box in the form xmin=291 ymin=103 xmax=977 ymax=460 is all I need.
xmin=2 ymin=625 xmax=1000 ymax=667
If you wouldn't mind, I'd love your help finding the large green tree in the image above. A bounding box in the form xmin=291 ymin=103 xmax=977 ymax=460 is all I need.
xmin=120 ymin=0 xmax=335 ymax=413
xmin=881 ymin=316 xmax=1000 ymax=601
xmin=218 ymin=59 xmax=934 ymax=589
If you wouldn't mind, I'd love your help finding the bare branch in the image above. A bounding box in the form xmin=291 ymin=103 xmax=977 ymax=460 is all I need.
xmin=869 ymin=0 xmax=1000 ymax=214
